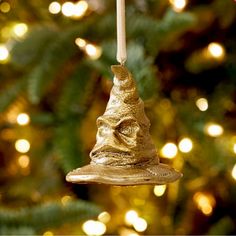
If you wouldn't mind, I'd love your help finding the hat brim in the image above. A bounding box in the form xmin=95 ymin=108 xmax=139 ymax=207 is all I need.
xmin=66 ymin=163 xmax=182 ymax=186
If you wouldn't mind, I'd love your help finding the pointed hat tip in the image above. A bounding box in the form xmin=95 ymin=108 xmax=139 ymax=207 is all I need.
xmin=111 ymin=65 xmax=129 ymax=79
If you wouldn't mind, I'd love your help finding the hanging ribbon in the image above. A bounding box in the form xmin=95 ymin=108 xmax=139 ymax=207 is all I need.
xmin=116 ymin=0 xmax=127 ymax=65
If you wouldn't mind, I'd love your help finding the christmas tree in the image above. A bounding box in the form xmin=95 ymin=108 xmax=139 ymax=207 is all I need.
xmin=0 ymin=0 xmax=236 ymax=235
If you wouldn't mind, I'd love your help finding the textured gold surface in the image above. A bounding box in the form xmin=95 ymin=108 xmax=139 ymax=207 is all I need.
xmin=66 ymin=65 xmax=182 ymax=185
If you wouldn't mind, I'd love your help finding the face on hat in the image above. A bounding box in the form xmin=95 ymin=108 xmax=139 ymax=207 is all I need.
xmin=90 ymin=112 xmax=157 ymax=166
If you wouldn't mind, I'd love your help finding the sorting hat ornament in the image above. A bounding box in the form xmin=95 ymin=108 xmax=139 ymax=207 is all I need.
xmin=66 ymin=0 xmax=182 ymax=186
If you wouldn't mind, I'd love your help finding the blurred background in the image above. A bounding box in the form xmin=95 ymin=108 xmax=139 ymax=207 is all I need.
xmin=0 ymin=0 xmax=236 ymax=235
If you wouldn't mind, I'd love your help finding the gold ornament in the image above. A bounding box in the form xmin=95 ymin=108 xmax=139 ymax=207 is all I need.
xmin=66 ymin=65 xmax=182 ymax=185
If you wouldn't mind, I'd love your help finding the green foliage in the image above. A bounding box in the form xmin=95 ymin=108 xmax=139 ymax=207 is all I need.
xmin=0 ymin=79 xmax=26 ymax=112
xmin=30 ymin=112 xmax=55 ymax=125
xmin=26 ymin=25 xmax=82 ymax=104
xmin=54 ymin=120 xmax=84 ymax=173
xmin=56 ymin=62 xmax=95 ymax=118
xmin=126 ymin=9 xmax=197 ymax=55
xmin=0 ymin=226 xmax=35 ymax=235
xmin=54 ymin=63 xmax=98 ymax=173
xmin=0 ymin=201 xmax=101 ymax=233
xmin=207 ymin=217 xmax=234 ymax=235
xmin=126 ymin=43 xmax=158 ymax=100
xmin=11 ymin=26 xmax=58 ymax=68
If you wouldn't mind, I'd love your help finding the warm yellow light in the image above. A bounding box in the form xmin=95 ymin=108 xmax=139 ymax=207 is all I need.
xmin=125 ymin=210 xmax=139 ymax=226
xmin=160 ymin=143 xmax=178 ymax=159
xmin=232 ymin=164 xmax=236 ymax=180
xmin=233 ymin=144 xmax=236 ymax=154
xmin=178 ymin=138 xmax=193 ymax=153
xmin=48 ymin=1 xmax=61 ymax=14
xmin=0 ymin=2 xmax=11 ymax=13
xmin=208 ymin=42 xmax=225 ymax=59
xmin=72 ymin=1 xmax=88 ymax=18
xmin=82 ymin=220 xmax=106 ymax=236
xmin=205 ymin=123 xmax=224 ymax=137
xmin=18 ymin=155 xmax=30 ymax=168
xmin=1 ymin=26 xmax=11 ymax=39
xmin=98 ymin=211 xmax=111 ymax=223
xmin=196 ymin=98 xmax=208 ymax=111
xmin=119 ymin=228 xmax=139 ymax=236
xmin=133 ymin=217 xmax=148 ymax=232
xmin=0 ymin=44 xmax=9 ymax=62
xmin=17 ymin=113 xmax=30 ymax=126
xmin=85 ymin=44 xmax=102 ymax=60
xmin=13 ymin=23 xmax=28 ymax=38
xmin=193 ymin=192 xmax=215 ymax=216
xmin=201 ymin=204 xmax=213 ymax=215
xmin=61 ymin=195 xmax=72 ymax=205
xmin=127 ymin=233 xmax=139 ymax=236
xmin=169 ymin=0 xmax=187 ymax=12
xmin=15 ymin=139 xmax=30 ymax=153
xmin=153 ymin=185 xmax=167 ymax=197
xmin=61 ymin=2 xmax=74 ymax=17
xmin=75 ymin=37 xmax=87 ymax=48
xmin=43 ymin=231 xmax=54 ymax=236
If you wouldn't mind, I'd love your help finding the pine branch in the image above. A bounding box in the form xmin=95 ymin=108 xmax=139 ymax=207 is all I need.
xmin=54 ymin=62 xmax=99 ymax=173
xmin=0 ymin=226 xmax=35 ymax=235
xmin=54 ymin=120 xmax=85 ymax=173
xmin=126 ymin=9 xmax=196 ymax=55
xmin=30 ymin=112 xmax=55 ymax=125
xmin=0 ymin=200 xmax=101 ymax=232
xmin=11 ymin=26 xmax=58 ymax=68
xmin=0 ymin=79 xmax=26 ymax=112
xmin=27 ymin=24 xmax=86 ymax=104
xmin=56 ymin=62 xmax=95 ymax=118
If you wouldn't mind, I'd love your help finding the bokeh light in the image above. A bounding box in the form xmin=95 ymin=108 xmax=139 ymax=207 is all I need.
xmin=85 ymin=43 xmax=102 ymax=60
xmin=0 ymin=2 xmax=11 ymax=13
xmin=82 ymin=220 xmax=106 ymax=236
xmin=125 ymin=210 xmax=139 ymax=226
xmin=133 ymin=217 xmax=148 ymax=232
xmin=72 ymin=1 xmax=88 ymax=18
xmin=232 ymin=164 xmax=236 ymax=180
xmin=196 ymin=98 xmax=208 ymax=111
xmin=169 ymin=0 xmax=187 ymax=12
xmin=61 ymin=2 xmax=74 ymax=17
xmin=160 ymin=143 xmax=178 ymax=159
xmin=43 ymin=231 xmax=54 ymax=236
xmin=61 ymin=195 xmax=72 ymax=205
xmin=98 ymin=211 xmax=111 ymax=223
xmin=0 ymin=44 xmax=9 ymax=62
xmin=153 ymin=185 xmax=167 ymax=197
xmin=48 ymin=1 xmax=61 ymax=14
xmin=207 ymin=42 xmax=225 ymax=59
xmin=204 ymin=123 xmax=224 ymax=137
xmin=119 ymin=228 xmax=139 ymax=236
xmin=17 ymin=113 xmax=30 ymax=126
xmin=13 ymin=23 xmax=28 ymax=38
xmin=15 ymin=139 xmax=30 ymax=153
xmin=234 ymin=144 xmax=236 ymax=154
xmin=193 ymin=192 xmax=215 ymax=216
xmin=178 ymin=138 xmax=193 ymax=153
xmin=18 ymin=155 xmax=30 ymax=168
xmin=75 ymin=37 xmax=87 ymax=48
xmin=1 ymin=26 xmax=11 ymax=39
